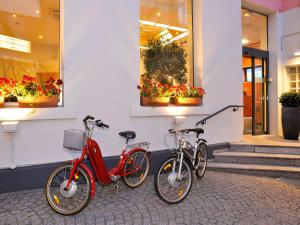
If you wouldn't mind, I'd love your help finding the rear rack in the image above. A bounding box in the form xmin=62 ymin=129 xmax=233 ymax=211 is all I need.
xmin=127 ymin=142 xmax=151 ymax=150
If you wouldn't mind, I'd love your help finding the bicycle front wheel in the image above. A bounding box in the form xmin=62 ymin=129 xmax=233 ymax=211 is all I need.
xmin=154 ymin=157 xmax=193 ymax=204
xmin=123 ymin=150 xmax=150 ymax=188
xmin=45 ymin=164 xmax=91 ymax=215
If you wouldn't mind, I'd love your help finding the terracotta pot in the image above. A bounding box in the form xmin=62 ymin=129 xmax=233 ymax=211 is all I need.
xmin=140 ymin=96 xmax=170 ymax=106
xmin=17 ymin=95 xmax=59 ymax=108
xmin=175 ymin=97 xmax=202 ymax=106
xmin=0 ymin=96 xmax=4 ymax=108
xmin=151 ymin=97 xmax=170 ymax=106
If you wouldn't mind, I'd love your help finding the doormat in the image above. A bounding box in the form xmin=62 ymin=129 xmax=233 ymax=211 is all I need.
xmin=276 ymin=178 xmax=300 ymax=189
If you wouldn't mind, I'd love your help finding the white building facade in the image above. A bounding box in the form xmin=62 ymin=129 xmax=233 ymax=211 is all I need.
xmin=0 ymin=0 xmax=299 ymax=174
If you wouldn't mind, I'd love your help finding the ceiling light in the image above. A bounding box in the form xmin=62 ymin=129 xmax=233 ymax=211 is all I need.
xmin=36 ymin=10 xmax=40 ymax=14
xmin=38 ymin=35 xmax=43 ymax=39
xmin=139 ymin=20 xmax=187 ymax=32
xmin=12 ymin=14 xmax=17 ymax=18
xmin=170 ymin=31 xmax=189 ymax=42
xmin=242 ymin=38 xmax=249 ymax=44
xmin=156 ymin=11 xmax=161 ymax=16
xmin=294 ymin=50 xmax=300 ymax=56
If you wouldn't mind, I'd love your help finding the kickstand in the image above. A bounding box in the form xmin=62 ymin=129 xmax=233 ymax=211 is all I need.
xmin=193 ymin=172 xmax=199 ymax=188
xmin=114 ymin=183 xmax=120 ymax=200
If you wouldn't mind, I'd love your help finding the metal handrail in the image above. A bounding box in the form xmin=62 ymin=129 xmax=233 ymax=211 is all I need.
xmin=195 ymin=105 xmax=244 ymax=126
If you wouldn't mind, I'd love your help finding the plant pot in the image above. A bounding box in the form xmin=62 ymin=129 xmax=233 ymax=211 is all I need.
xmin=282 ymin=107 xmax=300 ymax=140
xmin=140 ymin=96 xmax=170 ymax=106
xmin=17 ymin=95 xmax=59 ymax=108
xmin=175 ymin=97 xmax=202 ymax=106
xmin=151 ymin=97 xmax=170 ymax=106
xmin=0 ymin=96 xmax=4 ymax=108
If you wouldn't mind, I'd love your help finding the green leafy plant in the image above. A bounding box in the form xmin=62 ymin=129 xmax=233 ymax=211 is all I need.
xmin=279 ymin=92 xmax=300 ymax=107
xmin=142 ymin=39 xmax=187 ymax=85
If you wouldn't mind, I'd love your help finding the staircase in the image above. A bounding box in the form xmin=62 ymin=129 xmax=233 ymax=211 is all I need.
xmin=208 ymin=144 xmax=300 ymax=178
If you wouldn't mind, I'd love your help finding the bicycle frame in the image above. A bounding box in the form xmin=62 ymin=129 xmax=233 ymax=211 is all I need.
xmin=171 ymin=130 xmax=206 ymax=179
xmin=66 ymin=137 xmax=150 ymax=199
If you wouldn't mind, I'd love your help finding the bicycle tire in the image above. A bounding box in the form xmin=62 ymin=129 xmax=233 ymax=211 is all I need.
xmin=154 ymin=157 xmax=193 ymax=204
xmin=122 ymin=150 xmax=150 ymax=188
xmin=45 ymin=163 xmax=91 ymax=215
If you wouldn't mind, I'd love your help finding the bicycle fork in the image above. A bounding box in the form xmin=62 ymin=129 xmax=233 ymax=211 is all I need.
xmin=176 ymin=152 xmax=184 ymax=180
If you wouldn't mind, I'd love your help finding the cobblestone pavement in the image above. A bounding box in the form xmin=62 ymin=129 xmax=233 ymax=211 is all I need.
xmin=0 ymin=172 xmax=299 ymax=225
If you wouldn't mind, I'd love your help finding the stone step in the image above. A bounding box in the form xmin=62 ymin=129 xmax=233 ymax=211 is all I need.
xmin=229 ymin=144 xmax=300 ymax=155
xmin=213 ymin=151 xmax=300 ymax=167
xmin=207 ymin=162 xmax=300 ymax=178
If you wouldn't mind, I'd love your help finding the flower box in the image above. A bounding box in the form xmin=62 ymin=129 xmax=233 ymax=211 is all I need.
xmin=175 ymin=97 xmax=202 ymax=106
xmin=0 ymin=96 xmax=4 ymax=108
xmin=17 ymin=95 xmax=59 ymax=108
xmin=140 ymin=96 xmax=170 ymax=106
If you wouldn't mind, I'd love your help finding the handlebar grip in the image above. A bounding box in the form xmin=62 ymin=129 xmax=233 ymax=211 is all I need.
xmin=83 ymin=115 xmax=94 ymax=123
xmin=169 ymin=129 xmax=174 ymax=133
xmin=102 ymin=123 xmax=109 ymax=128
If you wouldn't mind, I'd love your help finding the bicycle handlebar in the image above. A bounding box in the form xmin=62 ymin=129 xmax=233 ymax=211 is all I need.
xmin=83 ymin=115 xmax=109 ymax=129
xmin=169 ymin=128 xmax=203 ymax=135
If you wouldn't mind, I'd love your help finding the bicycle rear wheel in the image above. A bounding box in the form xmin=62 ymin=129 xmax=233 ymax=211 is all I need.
xmin=154 ymin=157 xmax=193 ymax=204
xmin=123 ymin=150 xmax=150 ymax=188
xmin=195 ymin=142 xmax=208 ymax=179
xmin=45 ymin=164 xmax=91 ymax=215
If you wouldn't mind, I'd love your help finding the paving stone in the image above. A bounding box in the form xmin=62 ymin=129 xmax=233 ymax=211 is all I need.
xmin=0 ymin=172 xmax=299 ymax=225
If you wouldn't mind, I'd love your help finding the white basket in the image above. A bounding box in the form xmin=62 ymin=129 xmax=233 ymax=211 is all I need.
xmin=63 ymin=129 xmax=85 ymax=151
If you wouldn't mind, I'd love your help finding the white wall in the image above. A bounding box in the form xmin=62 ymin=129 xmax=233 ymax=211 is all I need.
xmin=0 ymin=0 xmax=243 ymax=169
xmin=268 ymin=7 xmax=300 ymax=136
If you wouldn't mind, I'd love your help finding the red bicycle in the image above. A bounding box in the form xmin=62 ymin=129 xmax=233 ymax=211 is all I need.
xmin=45 ymin=115 xmax=151 ymax=215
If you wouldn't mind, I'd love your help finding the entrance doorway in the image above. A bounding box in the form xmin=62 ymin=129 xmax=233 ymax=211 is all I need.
xmin=242 ymin=47 xmax=269 ymax=135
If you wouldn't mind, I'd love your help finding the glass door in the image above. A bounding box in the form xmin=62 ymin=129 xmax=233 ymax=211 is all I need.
xmin=252 ymin=58 xmax=267 ymax=134
xmin=243 ymin=47 xmax=269 ymax=135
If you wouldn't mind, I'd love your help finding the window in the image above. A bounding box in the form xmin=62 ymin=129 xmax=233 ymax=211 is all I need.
xmin=0 ymin=0 xmax=61 ymax=108
xmin=242 ymin=9 xmax=268 ymax=51
xmin=139 ymin=0 xmax=203 ymax=107
xmin=286 ymin=66 xmax=300 ymax=93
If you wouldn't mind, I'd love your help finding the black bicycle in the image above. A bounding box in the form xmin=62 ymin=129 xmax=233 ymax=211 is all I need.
xmin=154 ymin=128 xmax=207 ymax=204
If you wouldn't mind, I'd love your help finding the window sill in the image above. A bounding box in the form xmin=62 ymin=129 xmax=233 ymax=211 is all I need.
xmin=130 ymin=106 xmax=210 ymax=117
xmin=0 ymin=106 xmax=77 ymax=121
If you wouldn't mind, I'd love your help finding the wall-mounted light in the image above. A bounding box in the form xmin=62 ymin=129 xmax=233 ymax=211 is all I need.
xmin=242 ymin=38 xmax=249 ymax=45
xmin=294 ymin=50 xmax=300 ymax=56
xmin=2 ymin=121 xmax=18 ymax=133
xmin=0 ymin=108 xmax=34 ymax=121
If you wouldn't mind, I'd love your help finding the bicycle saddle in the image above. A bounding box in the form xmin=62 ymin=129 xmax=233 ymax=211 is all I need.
xmin=119 ymin=131 xmax=136 ymax=140
xmin=187 ymin=128 xmax=204 ymax=134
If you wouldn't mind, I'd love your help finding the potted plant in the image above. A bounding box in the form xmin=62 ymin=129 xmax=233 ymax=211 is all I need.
xmin=138 ymin=78 xmax=172 ymax=106
xmin=143 ymin=39 xmax=187 ymax=85
xmin=0 ymin=77 xmax=14 ymax=107
xmin=279 ymin=92 xmax=300 ymax=140
xmin=175 ymin=85 xmax=205 ymax=106
xmin=14 ymin=75 xmax=62 ymax=108
xmin=41 ymin=77 xmax=63 ymax=107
